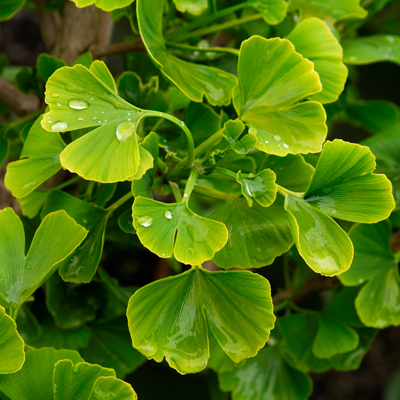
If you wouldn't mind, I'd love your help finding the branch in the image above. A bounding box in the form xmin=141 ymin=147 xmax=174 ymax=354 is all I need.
xmin=34 ymin=0 xmax=61 ymax=51
xmin=89 ymin=38 xmax=146 ymax=59
xmin=0 ymin=77 xmax=40 ymax=116
xmin=273 ymin=275 xmax=338 ymax=306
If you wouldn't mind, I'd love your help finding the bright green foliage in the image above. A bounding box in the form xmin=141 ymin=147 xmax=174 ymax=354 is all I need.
xmin=219 ymin=345 xmax=312 ymax=400
xmin=127 ymin=267 xmax=275 ymax=374
xmin=287 ymin=18 xmax=348 ymax=104
xmin=71 ymin=0 xmax=134 ymax=11
xmin=247 ymin=0 xmax=288 ymax=25
xmin=137 ymin=0 xmax=238 ymax=106
xmin=36 ymin=54 xmax=66 ymax=82
xmin=288 ymin=0 xmax=367 ymax=20
xmin=173 ymin=0 xmax=208 ymax=15
xmin=42 ymin=190 xmax=109 ymax=283
xmin=0 ymin=0 xmax=25 ymax=21
xmin=0 ymin=306 xmax=25 ymax=374
xmin=0 ymin=208 xmax=87 ymax=310
xmin=212 ymin=197 xmax=293 ymax=269
xmin=0 ymin=347 xmax=84 ymax=400
xmin=236 ymin=169 xmax=277 ymax=207
xmin=5 ymin=116 xmax=66 ymax=198
xmin=343 ymin=35 xmax=400 ymax=65
xmin=235 ymin=36 xmax=327 ymax=157
xmin=339 ymin=221 xmax=400 ymax=328
xmin=132 ymin=196 xmax=228 ymax=265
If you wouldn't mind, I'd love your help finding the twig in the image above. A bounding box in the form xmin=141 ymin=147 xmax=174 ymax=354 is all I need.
xmin=273 ymin=275 xmax=338 ymax=306
xmin=89 ymin=38 xmax=146 ymax=59
xmin=0 ymin=77 xmax=40 ymax=116
xmin=34 ymin=0 xmax=61 ymax=51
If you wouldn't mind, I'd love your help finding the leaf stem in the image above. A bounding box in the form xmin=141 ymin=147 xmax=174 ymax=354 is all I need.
xmin=166 ymin=3 xmax=248 ymax=39
xmin=54 ymin=176 xmax=81 ymax=191
xmin=169 ymin=181 xmax=183 ymax=203
xmin=105 ymin=191 xmax=133 ymax=213
xmin=8 ymin=307 xmax=19 ymax=321
xmin=277 ymin=185 xmax=304 ymax=199
xmin=165 ymin=41 xmax=240 ymax=56
xmin=183 ymin=169 xmax=199 ymax=202
xmin=215 ymin=167 xmax=237 ymax=179
xmin=170 ymin=14 xmax=264 ymax=42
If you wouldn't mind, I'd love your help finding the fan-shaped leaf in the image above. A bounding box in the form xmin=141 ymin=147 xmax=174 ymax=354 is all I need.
xmin=127 ymin=267 xmax=275 ymax=374
xmin=235 ymin=36 xmax=326 ymax=156
xmin=173 ymin=0 xmax=208 ymax=15
xmin=248 ymin=0 xmax=288 ymax=25
xmin=0 ymin=0 xmax=25 ymax=21
xmin=71 ymin=0 xmax=134 ymax=11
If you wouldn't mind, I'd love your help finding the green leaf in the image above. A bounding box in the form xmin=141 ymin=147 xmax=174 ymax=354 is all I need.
xmin=132 ymin=196 xmax=228 ymax=265
xmin=4 ymin=116 xmax=66 ymax=198
xmin=173 ymin=0 xmax=208 ymax=15
xmin=0 ymin=208 xmax=87 ymax=309
xmin=235 ymin=36 xmax=326 ymax=156
xmin=304 ymin=140 xmax=395 ymax=223
xmin=343 ymin=35 xmax=400 ymax=65
xmin=81 ymin=317 xmax=145 ymax=379
xmin=288 ymin=0 xmax=367 ymax=20
xmin=261 ymin=154 xmax=314 ymax=192
xmin=42 ymin=190 xmax=109 ymax=283
xmin=40 ymin=63 xmax=151 ymax=182
xmin=284 ymin=195 xmax=353 ymax=276
xmin=71 ymin=0 xmax=134 ymax=11
xmin=18 ymin=189 xmax=49 ymax=219
xmin=0 ymin=306 xmax=25 ymax=374
xmin=287 ymin=18 xmax=348 ymax=104
xmin=127 ymin=267 xmax=275 ymax=374
xmin=137 ymin=0 xmax=237 ymax=106
xmin=248 ymin=0 xmax=288 ymax=25
xmin=0 ymin=347 xmax=83 ymax=400
xmin=219 ymin=345 xmax=312 ymax=400
xmin=236 ymin=169 xmax=277 ymax=207
xmin=36 ymin=54 xmax=66 ymax=82
xmin=220 ymin=120 xmax=245 ymax=144
xmin=88 ymin=376 xmax=138 ymax=400
xmin=0 ymin=0 xmax=25 ymax=21
xmin=339 ymin=221 xmax=400 ymax=328
xmin=211 ymin=197 xmax=293 ymax=269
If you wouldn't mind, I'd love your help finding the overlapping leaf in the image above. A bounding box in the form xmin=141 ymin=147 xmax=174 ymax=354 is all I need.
xmin=218 ymin=345 xmax=312 ymax=400
xmin=5 ymin=116 xmax=66 ymax=198
xmin=0 ymin=0 xmax=25 ymax=21
xmin=40 ymin=61 xmax=153 ymax=182
xmin=137 ymin=0 xmax=237 ymax=106
xmin=173 ymin=0 xmax=208 ymax=15
xmin=0 ymin=208 xmax=87 ymax=310
xmin=132 ymin=196 xmax=228 ymax=265
xmin=127 ymin=267 xmax=275 ymax=374
xmin=235 ymin=36 xmax=327 ymax=156
xmin=212 ymin=197 xmax=293 ymax=269
xmin=339 ymin=221 xmax=400 ymax=328
xmin=247 ymin=0 xmax=288 ymax=25
xmin=0 ymin=306 xmax=25 ymax=374
xmin=288 ymin=0 xmax=367 ymax=20
xmin=71 ymin=0 xmax=134 ymax=11
xmin=343 ymin=35 xmax=400 ymax=65
xmin=287 ymin=18 xmax=348 ymax=103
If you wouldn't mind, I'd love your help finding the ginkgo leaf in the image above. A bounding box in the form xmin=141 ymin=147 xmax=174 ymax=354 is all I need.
xmin=0 ymin=0 xmax=25 ymax=21
xmin=304 ymin=140 xmax=395 ymax=223
xmin=288 ymin=0 xmax=367 ymax=21
xmin=18 ymin=189 xmax=49 ymax=219
xmin=71 ymin=0 xmax=134 ymax=11
xmin=0 ymin=306 xmax=25 ymax=374
xmin=343 ymin=35 xmax=400 ymax=65
xmin=248 ymin=0 xmax=288 ymax=25
xmin=339 ymin=221 xmax=400 ymax=328
xmin=127 ymin=267 xmax=275 ymax=374
xmin=132 ymin=196 xmax=228 ymax=265
xmin=211 ymin=197 xmax=293 ymax=269
xmin=88 ymin=376 xmax=138 ymax=400
xmin=236 ymin=169 xmax=277 ymax=207
xmin=235 ymin=36 xmax=326 ymax=156
xmin=287 ymin=18 xmax=348 ymax=103
xmin=137 ymin=0 xmax=237 ymax=106
xmin=219 ymin=345 xmax=312 ymax=400
xmin=0 ymin=347 xmax=84 ymax=400
xmin=5 ymin=116 xmax=66 ymax=198
xmin=284 ymin=195 xmax=353 ymax=276
xmin=42 ymin=190 xmax=109 ymax=284
xmin=173 ymin=0 xmax=208 ymax=15
xmin=0 ymin=208 xmax=87 ymax=309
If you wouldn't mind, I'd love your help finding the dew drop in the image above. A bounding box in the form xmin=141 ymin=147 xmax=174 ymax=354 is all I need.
xmin=283 ymin=143 xmax=289 ymax=148
xmin=180 ymin=121 xmax=185 ymax=127
xmin=91 ymin=97 xmax=94 ymax=100
xmin=26 ymin=265 xmax=31 ymax=269
xmin=97 ymin=121 xmax=101 ymax=124
xmin=274 ymin=135 xmax=281 ymax=141
xmin=83 ymin=219 xmax=88 ymax=224
xmin=127 ymin=118 xmax=131 ymax=121
xmin=52 ymin=121 xmax=68 ymax=131
xmin=92 ymin=116 xmax=97 ymax=120
xmin=183 ymin=193 xmax=188 ymax=198
xmin=77 ymin=117 xmax=84 ymax=121
xmin=104 ymin=119 xmax=107 ymax=122
xmin=137 ymin=216 xmax=153 ymax=227
xmin=128 ymin=113 xmax=131 ymax=116
xmin=101 ymin=111 xmax=105 ymax=114
xmin=53 ymin=383 xmax=57 ymax=393
xmin=265 ymin=140 xmax=269 ymax=144
xmin=52 ymin=93 xmax=60 ymax=97
xmin=116 ymin=121 xmax=136 ymax=143
xmin=57 ymin=102 xmax=62 ymax=106
xmin=164 ymin=210 xmax=173 ymax=219
xmin=69 ymin=99 xmax=89 ymax=110
xmin=6 ymin=381 xmax=10 ymax=385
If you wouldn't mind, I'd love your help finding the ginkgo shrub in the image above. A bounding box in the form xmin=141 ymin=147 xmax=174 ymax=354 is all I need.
xmin=1 ymin=0 xmax=400 ymax=399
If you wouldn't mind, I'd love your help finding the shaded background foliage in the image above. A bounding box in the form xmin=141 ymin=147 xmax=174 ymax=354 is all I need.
xmin=1 ymin=0 xmax=400 ymax=399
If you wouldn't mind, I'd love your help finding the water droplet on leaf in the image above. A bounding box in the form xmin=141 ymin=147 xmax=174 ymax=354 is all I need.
xmin=164 ymin=210 xmax=173 ymax=219
xmin=137 ymin=215 xmax=153 ymax=227
xmin=52 ymin=93 xmax=60 ymax=97
xmin=116 ymin=121 xmax=136 ymax=143
xmin=57 ymin=102 xmax=62 ymax=106
xmin=283 ymin=143 xmax=289 ymax=148
xmin=77 ymin=117 xmax=84 ymax=121
xmin=51 ymin=121 xmax=68 ymax=131
xmin=274 ymin=135 xmax=281 ymax=141
xmin=68 ymin=99 xmax=89 ymax=110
